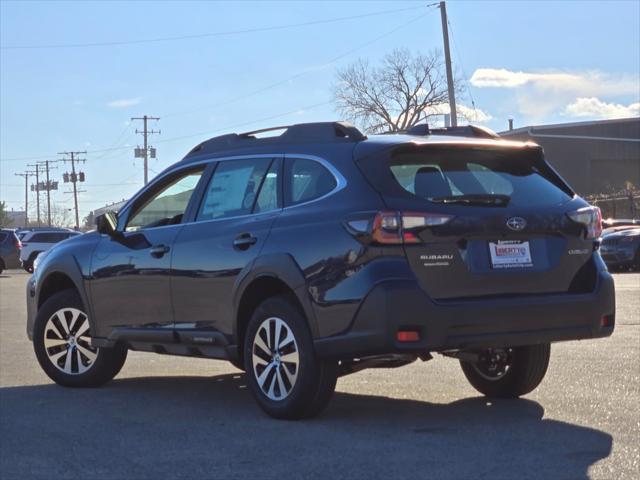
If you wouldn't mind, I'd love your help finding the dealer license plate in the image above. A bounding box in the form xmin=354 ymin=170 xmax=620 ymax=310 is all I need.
xmin=489 ymin=240 xmax=533 ymax=269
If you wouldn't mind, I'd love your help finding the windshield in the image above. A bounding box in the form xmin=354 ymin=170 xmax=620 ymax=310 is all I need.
xmin=387 ymin=147 xmax=573 ymax=207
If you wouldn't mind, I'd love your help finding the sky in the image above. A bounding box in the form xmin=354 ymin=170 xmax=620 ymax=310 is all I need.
xmin=1 ymin=0 xmax=639 ymax=223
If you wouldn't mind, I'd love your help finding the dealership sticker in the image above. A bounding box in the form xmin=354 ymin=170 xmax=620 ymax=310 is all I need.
xmin=489 ymin=240 xmax=533 ymax=269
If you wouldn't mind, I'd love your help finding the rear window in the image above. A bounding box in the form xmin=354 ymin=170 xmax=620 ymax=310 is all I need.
xmin=386 ymin=147 xmax=572 ymax=207
xmin=28 ymin=232 xmax=69 ymax=243
xmin=0 ymin=232 xmax=7 ymax=242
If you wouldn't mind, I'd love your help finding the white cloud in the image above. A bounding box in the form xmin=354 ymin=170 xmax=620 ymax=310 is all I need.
xmin=470 ymin=68 xmax=640 ymax=96
xmin=564 ymin=97 xmax=640 ymax=119
xmin=470 ymin=68 xmax=639 ymax=97
xmin=458 ymin=104 xmax=492 ymax=123
xmin=429 ymin=103 xmax=493 ymax=124
xmin=469 ymin=67 xmax=640 ymax=123
xmin=107 ymin=98 xmax=141 ymax=108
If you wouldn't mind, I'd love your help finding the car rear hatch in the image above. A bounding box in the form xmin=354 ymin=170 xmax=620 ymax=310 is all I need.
xmin=355 ymin=141 xmax=601 ymax=300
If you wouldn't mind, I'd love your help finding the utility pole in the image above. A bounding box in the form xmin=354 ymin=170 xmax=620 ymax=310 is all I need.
xmin=439 ymin=1 xmax=457 ymax=127
xmin=59 ymin=151 xmax=87 ymax=230
xmin=27 ymin=163 xmax=42 ymax=226
xmin=14 ymin=171 xmax=35 ymax=227
xmin=131 ymin=115 xmax=160 ymax=185
xmin=36 ymin=160 xmax=58 ymax=227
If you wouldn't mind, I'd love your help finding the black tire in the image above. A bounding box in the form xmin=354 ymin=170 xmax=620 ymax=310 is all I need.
xmin=460 ymin=344 xmax=550 ymax=398
xmin=33 ymin=289 xmax=127 ymax=388
xmin=0 ymin=258 xmax=4 ymax=274
xmin=23 ymin=252 xmax=39 ymax=273
xmin=244 ymin=295 xmax=337 ymax=420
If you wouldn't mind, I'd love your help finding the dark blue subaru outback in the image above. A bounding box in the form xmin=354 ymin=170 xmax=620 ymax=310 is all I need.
xmin=26 ymin=122 xmax=615 ymax=419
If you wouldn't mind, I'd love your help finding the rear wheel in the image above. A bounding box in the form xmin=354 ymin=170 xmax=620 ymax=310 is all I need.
xmin=23 ymin=252 xmax=39 ymax=273
xmin=244 ymin=295 xmax=337 ymax=419
xmin=460 ymin=344 xmax=550 ymax=398
xmin=33 ymin=289 xmax=127 ymax=387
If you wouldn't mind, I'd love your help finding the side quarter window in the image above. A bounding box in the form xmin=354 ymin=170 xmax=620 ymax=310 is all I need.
xmin=284 ymin=157 xmax=337 ymax=206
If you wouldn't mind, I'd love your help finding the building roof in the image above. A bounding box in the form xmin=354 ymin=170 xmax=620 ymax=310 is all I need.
xmin=500 ymin=116 xmax=640 ymax=138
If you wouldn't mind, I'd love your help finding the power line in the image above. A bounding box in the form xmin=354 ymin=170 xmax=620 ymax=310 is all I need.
xmin=165 ymin=12 xmax=431 ymax=119
xmin=35 ymin=160 xmax=59 ymax=226
xmin=447 ymin=18 xmax=478 ymax=119
xmin=0 ymin=10 xmax=433 ymax=164
xmin=131 ymin=116 xmax=160 ymax=185
xmin=2 ymin=6 xmax=423 ymax=50
xmin=14 ymin=171 xmax=35 ymax=227
xmin=26 ymin=163 xmax=43 ymax=226
xmin=58 ymin=151 xmax=87 ymax=229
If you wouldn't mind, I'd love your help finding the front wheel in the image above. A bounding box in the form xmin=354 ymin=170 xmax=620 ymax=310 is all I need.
xmin=33 ymin=289 xmax=127 ymax=387
xmin=460 ymin=344 xmax=550 ymax=398
xmin=244 ymin=295 xmax=337 ymax=419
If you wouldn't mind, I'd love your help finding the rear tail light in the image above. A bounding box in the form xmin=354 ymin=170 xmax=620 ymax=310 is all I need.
xmin=371 ymin=211 xmax=453 ymax=245
xmin=16 ymin=240 xmax=22 ymax=249
xmin=568 ymin=206 xmax=602 ymax=239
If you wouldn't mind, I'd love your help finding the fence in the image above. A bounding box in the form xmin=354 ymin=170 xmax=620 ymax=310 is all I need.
xmin=588 ymin=194 xmax=639 ymax=220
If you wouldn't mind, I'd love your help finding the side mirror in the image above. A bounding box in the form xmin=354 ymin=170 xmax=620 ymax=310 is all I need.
xmin=96 ymin=211 xmax=120 ymax=237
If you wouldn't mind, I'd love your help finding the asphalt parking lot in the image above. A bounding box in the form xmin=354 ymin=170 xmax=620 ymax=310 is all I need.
xmin=0 ymin=270 xmax=638 ymax=480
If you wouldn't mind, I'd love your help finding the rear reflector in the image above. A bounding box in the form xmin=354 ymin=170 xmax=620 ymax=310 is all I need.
xmin=396 ymin=330 xmax=421 ymax=342
xmin=600 ymin=315 xmax=614 ymax=328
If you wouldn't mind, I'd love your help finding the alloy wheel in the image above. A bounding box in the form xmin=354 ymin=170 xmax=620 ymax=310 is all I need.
xmin=43 ymin=307 xmax=98 ymax=375
xmin=251 ymin=317 xmax=299 ymax=401
xmin=471 ymin=348 xmax=514 ymax=381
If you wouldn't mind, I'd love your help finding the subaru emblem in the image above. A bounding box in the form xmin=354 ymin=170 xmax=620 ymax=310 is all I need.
xmin=506 ymin=217 xmax=527 ymax=231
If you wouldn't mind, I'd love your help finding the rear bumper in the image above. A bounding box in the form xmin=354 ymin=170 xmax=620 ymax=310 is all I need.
xmin=314 ymin=271 xmax=615 ymax=358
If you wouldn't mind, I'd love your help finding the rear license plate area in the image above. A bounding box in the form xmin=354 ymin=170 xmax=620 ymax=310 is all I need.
xmin=489 ymin=240 xmax=533 ymax=269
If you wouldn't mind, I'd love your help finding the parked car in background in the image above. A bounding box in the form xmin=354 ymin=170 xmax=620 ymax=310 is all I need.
xmin=600 ymin=227 xmax=640 ymax=271
xmin=0 ymin=229 xmax=21 ymax=273
xmin=602 ymin=218 xmax=640 ymax=230
xmin=19 ymin=228 xmax=81 ymax=272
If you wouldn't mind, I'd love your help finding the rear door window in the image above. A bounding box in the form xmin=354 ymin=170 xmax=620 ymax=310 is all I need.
xmin=386 ymin=148 xmax=572 ymax=207
xmin=284 ymin=158 xmax=337 ymax=206
xmin=0 ymin=232 xmax=7 ymax=242
xmin=29 ymin=233 xmax=49 ymax=243
xmin=197 ymin=157 xmax=273 ymax=221
xmin=253 ymin=158 xmax=281 ymax=214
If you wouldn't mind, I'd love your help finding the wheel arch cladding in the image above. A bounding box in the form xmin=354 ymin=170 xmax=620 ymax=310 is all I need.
xmin=235 ymin=275 xmax=311 ymax=367
xmin=38 ymin=272 xmax=80 ymax=309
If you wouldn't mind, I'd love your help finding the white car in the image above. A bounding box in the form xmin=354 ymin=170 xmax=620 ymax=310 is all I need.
xmin=19 ymin=229 xmax=81 ymax=272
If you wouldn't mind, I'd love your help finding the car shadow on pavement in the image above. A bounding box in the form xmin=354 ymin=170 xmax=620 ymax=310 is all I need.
xmin=1 ymin=374 xmax=612 ymax=480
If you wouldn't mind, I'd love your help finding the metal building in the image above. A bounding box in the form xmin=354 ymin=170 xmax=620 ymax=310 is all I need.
xmin=500 ymin=117 xmax=640 ymax=195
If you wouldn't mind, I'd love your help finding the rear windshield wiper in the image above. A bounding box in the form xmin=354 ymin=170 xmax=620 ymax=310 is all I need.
xmin=430 ymin=194 xmax=511 ymax=206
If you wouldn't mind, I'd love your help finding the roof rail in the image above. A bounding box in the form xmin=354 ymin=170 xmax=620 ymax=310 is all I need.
xmin=186 ymin=121 xmax=366 ymax=157
xmin=403 ymin=123 xmax=500 ymax=139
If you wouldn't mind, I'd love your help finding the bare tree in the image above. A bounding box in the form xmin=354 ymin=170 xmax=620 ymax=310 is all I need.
xmin=333 ymin=48 xmax=463 ymax=134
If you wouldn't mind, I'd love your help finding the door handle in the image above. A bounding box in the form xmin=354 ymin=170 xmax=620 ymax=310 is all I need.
xmin=150 ymin=244 xmax=170 ymax=258
xmin=233 ymin=233 xmax=257 ymax=250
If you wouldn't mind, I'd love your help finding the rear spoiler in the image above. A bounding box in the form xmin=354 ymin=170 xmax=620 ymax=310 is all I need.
xmin=402 ymin=124 xmax=501 ymax=139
